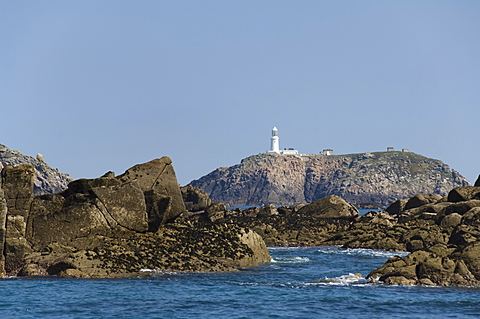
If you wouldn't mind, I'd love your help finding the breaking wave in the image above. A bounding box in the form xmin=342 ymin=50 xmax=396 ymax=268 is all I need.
xmin=306 ymin=273 xmax=368 ymax=286
xmin=316 ymin=246 xmax=409 ymax=259
xmin=271 ymin=256 xmax=310 ymax=264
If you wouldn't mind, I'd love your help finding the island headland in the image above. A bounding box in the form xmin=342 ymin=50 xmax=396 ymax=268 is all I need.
xmin=191 ymin=152 xmax=469 ymax=208
xmin=190 ymin=127 xmax=469 ymax=208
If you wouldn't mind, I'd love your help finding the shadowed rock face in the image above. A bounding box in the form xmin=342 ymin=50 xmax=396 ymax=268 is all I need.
xmin=181 ymin=185 xmax=212 ymax=212
xmin=0 ymin=157 xmax=271 ymax=278
xmin=0 ymin=189 xmax=7 ymax=276
xmin=1 ymin=165 xmax=34 ymax=274
xmin=117 ymin=157 xmax=185 ymax=224
xmin=190 ymin=152 xmax=470 ymax=207
xmin=475 ymin=175 xmax=480 ymax=187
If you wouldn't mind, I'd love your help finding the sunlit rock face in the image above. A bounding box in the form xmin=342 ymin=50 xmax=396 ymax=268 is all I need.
xmin=191 ymin=152 xmax=469 ymax=207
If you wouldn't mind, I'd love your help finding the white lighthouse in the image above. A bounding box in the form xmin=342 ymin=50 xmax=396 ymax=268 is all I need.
xmin=267 ymin=126 xmax=299 ymax=155
xmin=270 ymin=126 xmax=280 ymax=153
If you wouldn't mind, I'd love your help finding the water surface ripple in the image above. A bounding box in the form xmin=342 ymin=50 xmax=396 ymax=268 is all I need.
xmin=1 ymin=246 xmax=480 ymax=318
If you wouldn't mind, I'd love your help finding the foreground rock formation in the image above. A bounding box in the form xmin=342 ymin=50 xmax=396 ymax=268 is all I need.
xmin=0 ymin=143 xmax=72 ymax=195
xmin=363 ymin=183 xmax=480 ymax=286
xmin=180 ymin=189 xmax=359 ymax=247
xmin=0 ymin=157 xmax=270 ymax=278
xmin=190 ymin=152 xmax=469 ymax=207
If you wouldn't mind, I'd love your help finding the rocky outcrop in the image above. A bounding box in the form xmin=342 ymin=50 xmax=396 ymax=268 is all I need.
xmin=20 ymin=221 xmax=269 ymax=277
xmin=190 ymin=152 xmax=469 ymax=207
xmin=0 ymin=157 xmax=271 ymax=278
xmin=181 ymin=185 xmax=213 ymax=212
xmin=117 ymin=157 xmax=185 ymax=224
xmin=194 ymin=195 xmax=359 ymax=247
xmin=0 ymin=143 xmax=72 ymax=195
xmin=297 ymin=195 xmax=359 ymax=218
xmin=0 ymin=189 xmax=7 ymax=276
xmin=182 ymin=183 xmax=480 ymax=286
xmin=343 ymin=185 xmax=480 ymax=287
xmin=1 ymin=165 xmax=35 ymax=274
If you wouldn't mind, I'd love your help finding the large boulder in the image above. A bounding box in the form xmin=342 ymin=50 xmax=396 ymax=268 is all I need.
xmin=204 ymin=202 xmax=227 ymax=222
xmin=181 ymin=185 xmax=212 ymax=212
xmin=117 ymin=157 xmax=185 ymax=223
xmin=385 ymin=198 xmax=409 ymax=215
xmin=28 ymin=179 xmax=149 ymax=250
xmin=404 ymin=194 xmax=443 ymax=211
xmin=237 ymin=228 xmax=271 ymax=267
xmin=258 ymin=204 xmax=279 ymax=218
xmin=443 ymin=200 xmax=480 ymax=216
xmin=297 ymin=195 xmax=359 ymax=218
xmin=90 ymin=181 xmax=148 ymax=232
xmin=366 ymin=249 xmax=472 ymax=286
xmin=448 ymin=186 xmax=480 ymax=203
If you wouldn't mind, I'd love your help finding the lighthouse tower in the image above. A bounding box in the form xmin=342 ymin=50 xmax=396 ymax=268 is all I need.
xmin=267 ymin=126 xmax=299 ymax=155
xmin=270 ymin=126 xmax=280 ymax=153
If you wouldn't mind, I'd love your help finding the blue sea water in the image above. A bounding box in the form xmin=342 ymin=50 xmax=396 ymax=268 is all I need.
xmin=2 ymin=246 xmax=480 ymax=318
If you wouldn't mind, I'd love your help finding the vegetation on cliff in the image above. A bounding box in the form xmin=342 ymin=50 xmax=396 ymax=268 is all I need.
xmin=190 ymin=151 xmax=469 ymax=207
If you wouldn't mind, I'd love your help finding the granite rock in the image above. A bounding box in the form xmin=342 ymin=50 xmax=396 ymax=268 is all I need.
xmin=0 ymin=158 xmax=270 ymax=278
xmin=191 ymin=152 xmax=469 ymax=207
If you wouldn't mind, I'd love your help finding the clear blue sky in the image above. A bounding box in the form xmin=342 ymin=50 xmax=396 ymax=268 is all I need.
xmin=2 ymin=1 xmax=479 ymax=185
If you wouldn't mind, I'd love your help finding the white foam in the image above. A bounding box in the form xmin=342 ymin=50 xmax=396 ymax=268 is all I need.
xmin=268 ymin=246 xmax=305 ymax=251
xmin=307 ymin=273 xmax=367 ymax=286
xmin=317 ymin=247 xmax=408 ymax=259
xmin=272 ymin=256 xmax=310 ymax=264
xmin=137 ymin=269 xmax=183 ymax=277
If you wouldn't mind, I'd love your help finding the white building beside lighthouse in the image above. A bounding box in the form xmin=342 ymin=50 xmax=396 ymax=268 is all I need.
xmin=267 ymin=127 xmax=299 ymax=155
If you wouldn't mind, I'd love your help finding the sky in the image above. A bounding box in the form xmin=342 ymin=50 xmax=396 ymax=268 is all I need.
xmin=1 ymin=1 xmax=479 ymax=185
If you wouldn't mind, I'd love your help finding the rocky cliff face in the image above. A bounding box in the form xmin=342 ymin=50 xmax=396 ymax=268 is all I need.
xmin=0 ymin=144 xmax=72 ymax=196
xmin=190 ymin=152 xmax=470 ymax=207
